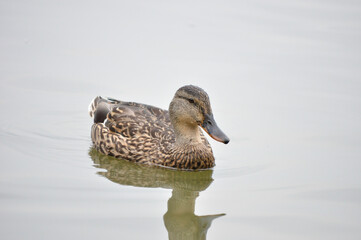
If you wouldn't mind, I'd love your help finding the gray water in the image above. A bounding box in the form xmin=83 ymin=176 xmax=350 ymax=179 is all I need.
xmin=1 ymin=1 xmax=361 ymax=239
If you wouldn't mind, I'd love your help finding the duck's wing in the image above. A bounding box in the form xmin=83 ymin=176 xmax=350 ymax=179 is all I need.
xmin=124 ymin=101 xmax=170 ymax=123
xmin=88 ymin=96 xmax=173 ymax=143
xmin=89 ymin=96 xmax=170 ymax=124
xmin=105 ymin=105 xmax=174 ymax=140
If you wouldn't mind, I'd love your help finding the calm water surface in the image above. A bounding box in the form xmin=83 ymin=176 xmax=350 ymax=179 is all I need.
xmin=1 ymin=1 xmax=361 ymax=239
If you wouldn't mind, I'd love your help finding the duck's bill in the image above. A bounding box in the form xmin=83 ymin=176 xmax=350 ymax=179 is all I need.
xmin=201 ymin=114 xmax=230 ymax=144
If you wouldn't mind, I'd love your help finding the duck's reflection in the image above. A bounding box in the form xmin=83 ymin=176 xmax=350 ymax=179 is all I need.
xmin=89 ymin=148 xmax=225 ymax=240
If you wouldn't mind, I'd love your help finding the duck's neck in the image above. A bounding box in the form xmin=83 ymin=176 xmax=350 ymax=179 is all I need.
xmin=172 ymin=122 xmax=203 ymax=146
xmin=168 ymin=121 xmax=215 ymax=169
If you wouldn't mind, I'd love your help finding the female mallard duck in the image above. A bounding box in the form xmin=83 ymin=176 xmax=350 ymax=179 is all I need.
xmin=89 ymin=85 xmax=229 ymax=170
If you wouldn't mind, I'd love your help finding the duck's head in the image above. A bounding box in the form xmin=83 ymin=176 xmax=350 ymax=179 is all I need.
xmin=169 ymin=85 xmax=230 ymax=144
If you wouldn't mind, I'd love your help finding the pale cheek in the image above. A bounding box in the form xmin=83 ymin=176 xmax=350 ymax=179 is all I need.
xmin=195 ymin=113 xmax=204 ymax=123
xmin=181 ymin=115 xmax=197 ymax=124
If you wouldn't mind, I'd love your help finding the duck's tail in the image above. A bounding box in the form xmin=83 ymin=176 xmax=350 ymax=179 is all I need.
xmin=88 ymin=96 xmax=101 ymax=118
xmin=89 ymin=96 xmax=120 ymax=123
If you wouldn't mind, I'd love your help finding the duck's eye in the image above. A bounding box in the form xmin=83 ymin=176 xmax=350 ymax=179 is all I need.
xmin=188 ymin=99 xmax=195 ymax=104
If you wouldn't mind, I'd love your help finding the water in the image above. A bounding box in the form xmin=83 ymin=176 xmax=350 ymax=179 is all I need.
xmin=1 ymin=1 xmax=360 ymax=239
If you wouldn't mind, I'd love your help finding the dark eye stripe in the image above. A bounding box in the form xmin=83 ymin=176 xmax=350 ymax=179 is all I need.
xmin=178 ymin=96 xmax=195 ymax=104
xmin=178 ymin=96 xmax=206 ymax=115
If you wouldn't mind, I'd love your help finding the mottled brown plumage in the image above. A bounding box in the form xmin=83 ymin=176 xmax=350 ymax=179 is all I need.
xmin=89 ymin=85 xmax=229 ymax=170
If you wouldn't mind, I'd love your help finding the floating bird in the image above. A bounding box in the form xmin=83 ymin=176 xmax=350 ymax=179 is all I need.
xmin=89 ymin=85 xmax=229 ymax=170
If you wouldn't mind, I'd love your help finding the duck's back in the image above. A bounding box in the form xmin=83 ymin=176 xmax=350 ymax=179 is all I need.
xmin=90 ymin=96 xmax=178 ymax=164
xmin=89 ymin=96 xmax=171 ymax=125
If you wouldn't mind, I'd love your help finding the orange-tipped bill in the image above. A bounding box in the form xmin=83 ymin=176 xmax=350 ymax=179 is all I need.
xmin=201 ymin=114 xmax=230 ymax=144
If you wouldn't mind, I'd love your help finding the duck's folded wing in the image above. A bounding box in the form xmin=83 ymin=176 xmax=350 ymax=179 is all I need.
xmin=105 ymin=106 xmax=173 ymax=141
xmin=104 ymin=106 xmax=141 ymax=138
xmin=89 ymin=95 xmax=170 ymax=124
xmin=119 ymin=102 xmax=171 ymax=124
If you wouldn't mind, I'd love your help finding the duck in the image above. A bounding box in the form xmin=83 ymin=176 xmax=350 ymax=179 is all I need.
xmin=88 ymin=85 xmax=229 ymax=170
